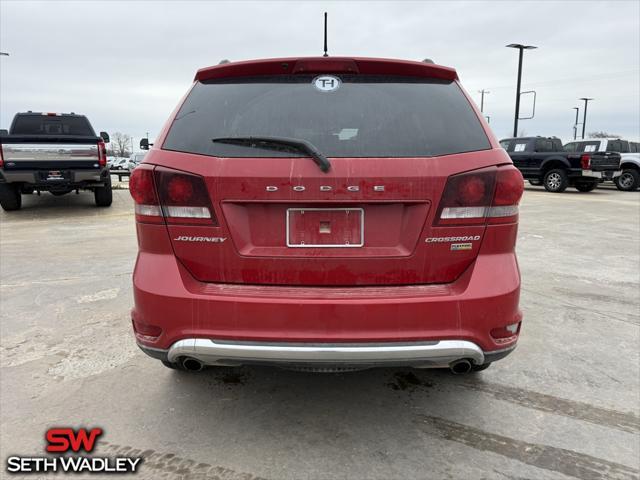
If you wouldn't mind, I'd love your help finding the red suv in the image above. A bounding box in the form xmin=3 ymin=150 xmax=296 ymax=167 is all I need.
xmin=130 ymin=57 xmax=523 ymax=374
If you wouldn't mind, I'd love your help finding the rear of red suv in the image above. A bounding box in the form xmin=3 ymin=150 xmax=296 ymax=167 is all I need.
xmin=130 ymin=57 xmax=523 ymax=374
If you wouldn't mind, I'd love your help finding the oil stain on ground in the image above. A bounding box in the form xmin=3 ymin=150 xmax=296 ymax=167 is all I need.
xmin=211 ymin=368 xmax=250 ymax=387
xmin=386 ymin=371 xmax=434 ymax=391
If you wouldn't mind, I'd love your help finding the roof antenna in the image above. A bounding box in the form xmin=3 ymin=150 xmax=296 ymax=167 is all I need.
xmin=323 ymin=12 xmax=328 ymax=57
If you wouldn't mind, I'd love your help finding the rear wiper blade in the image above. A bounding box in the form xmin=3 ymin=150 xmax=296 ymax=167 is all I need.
xmin=212 ymin=136 xmax=331 ymax=173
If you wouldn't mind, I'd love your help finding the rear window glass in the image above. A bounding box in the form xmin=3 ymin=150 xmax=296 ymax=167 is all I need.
xmin=607 ymin=140 xmax=630 ymax=153
xmin=10 ymin=115 xmax=94 ymax=136
xmin=163 ymin=75 xmax=490 ymax=158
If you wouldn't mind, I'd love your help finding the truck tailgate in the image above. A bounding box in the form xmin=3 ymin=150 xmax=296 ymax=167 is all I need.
xmin=0 ymin=140 xmax=100 ymax=170
xmin=590 ymin=152 xmax=621 ymax=171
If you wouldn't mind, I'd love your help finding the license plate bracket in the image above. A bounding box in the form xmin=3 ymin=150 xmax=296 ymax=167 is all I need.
xmin=286 ymin=208 xmax=364 ymax=248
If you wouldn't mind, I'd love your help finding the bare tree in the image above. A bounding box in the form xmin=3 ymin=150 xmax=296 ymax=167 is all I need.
xmin=588 ymin=131 xmax=621 ymax=139
xmin=111 ymin=132 xmax=132 ymax=157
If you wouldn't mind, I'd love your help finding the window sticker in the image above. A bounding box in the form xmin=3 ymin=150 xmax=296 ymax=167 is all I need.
xmin=313 ymin=75 xmax=341 ymax=92
xmin=514 ymin=143 xmax=526 ymax=152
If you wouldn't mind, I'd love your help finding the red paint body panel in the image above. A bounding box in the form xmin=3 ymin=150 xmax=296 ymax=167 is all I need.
xmin=133 ymin=223 xmax=521 ymax=351
xmin=131 ymin=57 xmax=522 ymax=360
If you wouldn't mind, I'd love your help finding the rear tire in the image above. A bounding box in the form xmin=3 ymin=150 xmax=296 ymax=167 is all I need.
xmin=574 ymin=181 xmax=598 ymax=192
xmin=543 ymin=169 xmax=569 ymax=193
xmin=94 ymin=178 xmax=113 ymax=207
xmin=0 ymin=184 xmax=22 ymax=211
xmin=615 ymin=169 xmax=640 ymax=191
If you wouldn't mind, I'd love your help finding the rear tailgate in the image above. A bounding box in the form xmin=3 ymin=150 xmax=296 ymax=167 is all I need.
xmin=144 ymin=149 xmax=508 ymax=286
xmin=0 ymin=136 xmax=101 ymax=170
xmin=589 ymin=152 xmax=621 ymax=171
xmin=137 ymin=60 xmax=510 ymax=287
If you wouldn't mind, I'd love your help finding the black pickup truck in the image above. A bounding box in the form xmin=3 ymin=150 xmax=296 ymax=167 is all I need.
xmin=0 ymin=112 xmax=112 ymax=210
xmin=499 ymin=136 xmax=621 ymax=192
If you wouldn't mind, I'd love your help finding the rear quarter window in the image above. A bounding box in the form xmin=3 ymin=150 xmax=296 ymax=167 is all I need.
xmin=163 ymin=75 xmax=490 ymax=158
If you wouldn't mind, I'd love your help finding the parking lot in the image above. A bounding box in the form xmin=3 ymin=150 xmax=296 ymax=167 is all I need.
xmin=1 ymin=185 xmax=638 ymax=480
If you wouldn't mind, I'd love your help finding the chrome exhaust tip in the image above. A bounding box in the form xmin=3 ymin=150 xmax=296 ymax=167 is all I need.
xmin=450 ymin=359 xmax=472 ymax=375
xmin=181 ymin=357 xmax=204 ymax=372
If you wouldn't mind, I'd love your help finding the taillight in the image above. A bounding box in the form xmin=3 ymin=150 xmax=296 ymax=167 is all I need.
xmin=488 ymin=167 xmax=524 ymax=223
xmin=436 ymin=166 xmax=523 ymax=226
xmin=129 ymin=165 xmax=217 ymax=226
xmin=0 ymin=144 xmax=4 ymax=168
xmin=154 ymin=167 xmax=217 ymax=225
xmin=129 ymin=165 xmax=162 ymax=223
xmin=97 ymin=139 xmax=107 ymax=167
xmin=580 ymin=154 xmax=591 ymax=170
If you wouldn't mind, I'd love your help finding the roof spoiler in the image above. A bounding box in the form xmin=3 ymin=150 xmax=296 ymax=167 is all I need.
xmin=195 ymin=57 xmax=458 ymax=82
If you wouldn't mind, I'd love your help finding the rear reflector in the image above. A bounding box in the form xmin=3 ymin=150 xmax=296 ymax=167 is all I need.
xmin=491 ymin=322 xmax=521 ymax=344
xmin=436 ymin=166 xmax=523 ymax=225
xmin=129 ymin=165 xmax=217 ymax=225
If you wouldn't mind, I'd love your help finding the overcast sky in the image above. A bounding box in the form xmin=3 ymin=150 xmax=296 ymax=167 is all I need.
xmin=1 ymin=0 xmax=639 ymax=149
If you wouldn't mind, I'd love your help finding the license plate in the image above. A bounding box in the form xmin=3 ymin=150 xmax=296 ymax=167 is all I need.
xmin=286 ymin=208 xmax=364 ymax=248
xmin=582 ymin=170 xmax=602 ymax=178
xmin=47 ymin=170 xmax=65 ymax=181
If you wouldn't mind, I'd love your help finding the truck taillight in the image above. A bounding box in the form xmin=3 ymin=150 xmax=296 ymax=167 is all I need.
xmin=0 ymin=145 xmax=4 ymax=168
xmin=436 ymin=166 xmax=523 ymax=226
xmin=97 ymin=139 xmax=107 ymax=167
xmin=129 ymin=165 xmax=217 ymax=225
xmin=580 ymin=154 xmax=591 ymax=170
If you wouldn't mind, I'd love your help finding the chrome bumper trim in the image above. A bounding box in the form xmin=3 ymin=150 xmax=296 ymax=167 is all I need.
xmin=165 ymin=338 xmax=486 ymax=367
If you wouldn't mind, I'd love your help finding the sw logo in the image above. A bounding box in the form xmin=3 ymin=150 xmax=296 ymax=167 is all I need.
xmin=6 ymin=427 xmax=142 ymax=474
xmin=46 ymin=427 xmax=103 ymax=453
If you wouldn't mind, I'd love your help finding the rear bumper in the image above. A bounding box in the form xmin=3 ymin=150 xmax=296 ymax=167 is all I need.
xmin=138 ymin=339 xmax=516 ymax=368
xmin=0 ymin=168 xmax=108 ymax=186
xmin=132 ymin=239 xmax=522 ymax=366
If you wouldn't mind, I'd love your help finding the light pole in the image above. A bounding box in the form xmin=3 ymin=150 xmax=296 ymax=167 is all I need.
xmin=506 ymin=44 xmax=537 ymax=137
xmin=572 ymin=107 xmax=580 ymax=140
xmin=579 ymin=98 xmax=593 ymax=139
xmin=478 ymin=89 xmax=490 ymax=113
